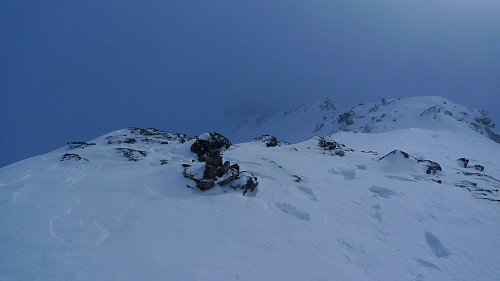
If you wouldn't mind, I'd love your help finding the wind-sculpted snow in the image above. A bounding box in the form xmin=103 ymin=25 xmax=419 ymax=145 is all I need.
xmin=369 ymin=186 xmax=398 ymax=198
xmin=0 ymin=127 xmax=499 ymax=280
xmin=425 ymin=232 xmax=451 ymax=258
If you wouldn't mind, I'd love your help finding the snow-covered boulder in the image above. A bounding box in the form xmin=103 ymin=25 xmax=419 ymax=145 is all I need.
xmin=378 ymin=149 xmax=442 ymax=176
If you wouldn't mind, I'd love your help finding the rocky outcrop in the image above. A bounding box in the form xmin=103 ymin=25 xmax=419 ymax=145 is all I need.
xmin=115 ymin=148 xmax=147 ymax=161
xmin=61 ymin=153 xmax=87 ymax=161
xmin=317 ymin=137 xmax=352 ymax=157
xmin=129 ymin=128 xmax=192 ymax=144
xmin=254 ymin=135 xmax=278 ymax=147
xmin=485 ymin=127 xmax=500 ymax=144
xmin=337 ymin=110 xmax=355 ymax=126
xmin=67 ymin=142 xmax=96 ymax=150
xmin=378 ymin=150 xmax=442 ymax=176
xmin=208 ymin=132 xmax=232 ymax=150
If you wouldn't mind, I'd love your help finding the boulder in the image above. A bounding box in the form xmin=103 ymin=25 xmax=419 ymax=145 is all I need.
xmin=218 ymin=161 xmax=231 ymax=177
xmin=205 ymin=150 xmax=223 ymax=167
xmin=203 ymin=165 xmax=219 ymax=179
xmin=253 ymin=135 xmax=278 ymax=147
xmin=457 ymin=158 xmax=469 ymax=168
xmin=191 ymin=140 xmax=211 ymax=158
xmin=209 ymin=132 xmax=232 ymax=150
xmin=218 ymin=164 xmax=240 ymax=186
xmin=220 ymin=170 xmax=258 ymax=196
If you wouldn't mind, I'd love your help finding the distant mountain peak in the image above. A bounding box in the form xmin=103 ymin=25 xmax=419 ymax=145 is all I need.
xmin=223 ymin=96 xmax=499 ymax=144
xmin=318 ymin=97 xmax=336 ymax=112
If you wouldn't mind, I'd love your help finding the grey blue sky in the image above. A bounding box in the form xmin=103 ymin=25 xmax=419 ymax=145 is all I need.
xmin=1 ymin=0 xmax=499 ymax=167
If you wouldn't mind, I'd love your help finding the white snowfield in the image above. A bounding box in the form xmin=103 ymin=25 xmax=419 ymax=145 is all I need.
xmin=1 ymin=98 xmax=500 ymax=281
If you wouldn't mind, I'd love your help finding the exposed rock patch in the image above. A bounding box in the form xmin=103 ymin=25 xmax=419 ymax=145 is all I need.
xmin=67 ymin=142 xmax=96 ymax=150
xmin=317 ymin=137 xmax=352 ymax=157
xmin=129 ymin=128 xmax=191 ymax=143
xmin=254 ymin=135 xmax=278 ymax=147
xmin=457 ymin=158 xmax=469 ymax=168
xmin=115 ymin=148 xmax=148 ymax=161
xmin=61 ymin=153 xmax=87 ymax=161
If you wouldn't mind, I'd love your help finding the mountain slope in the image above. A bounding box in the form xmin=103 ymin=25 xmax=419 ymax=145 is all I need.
xmin=1 ymin=126 xmax=499 ymax=280
xmin=224 ymin=96 xmax=499 ymax=144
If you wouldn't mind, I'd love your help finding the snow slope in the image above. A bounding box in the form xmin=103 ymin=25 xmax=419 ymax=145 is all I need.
xmin=1 ymin=126 xmax=499 ymax=280
xmin=224 ymin=96 xmax=500 ymax=145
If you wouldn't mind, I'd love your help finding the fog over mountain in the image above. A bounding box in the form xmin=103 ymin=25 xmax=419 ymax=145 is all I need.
xmin=1 ymin=1 xmax=500 ymax=168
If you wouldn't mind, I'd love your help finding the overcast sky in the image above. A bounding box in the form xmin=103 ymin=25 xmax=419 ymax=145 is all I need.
xmin=1 ymin=0 xmax=499 ymax=167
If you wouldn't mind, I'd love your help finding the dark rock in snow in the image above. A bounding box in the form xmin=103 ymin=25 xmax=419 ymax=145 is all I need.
xmin=473 ymin=165 xmax=485 ymax=172
xmin=205 ymin=150 xmax=223 ymax=168
xmin=317 ymin=137 xmax=351 ymax=157
xmin=67 ymin=142 xmax=96 ymax=150
xmin=418 ymin=160 xmax=442 ymax=175
xmin=128 ymin=127 xmax=192 ymax=143
xmin=115 ymin=148 xmax=147 ymax=161
xmin=209 ymin=132 xmax=232 ymax=150
xmin=191 ymin=132 xmax=232 ymax=159
xmin=107 ymin=137 xmax=138 ymax=145
xmin=61 ymin=153 xmax=84 ymax=161
xmin=337 ymin=110 xmax=355 ymax=126
xmin=221 ymin=171 xmax=258 ymax=196
xmin=455 ymin=180 xmax=499 ymax=202
xmin=218 ymin=161 xmax=231 ymax=177
xmin=217 ymin=164 xmax=240 ymax=186
xmin=292 ymin=175 xmax=303 ymax=183
xmin=203 ymin=165 xmax=219 ymax=180
xmin=183 ymin=168 xmax=215 ymax=190
xmin=191 ymin=140 xmax=211 ymax=158
xmin=254 ymin=135 xmax=278 ymax=147
xmin=457 ymin=158 xmax=469 ymax=168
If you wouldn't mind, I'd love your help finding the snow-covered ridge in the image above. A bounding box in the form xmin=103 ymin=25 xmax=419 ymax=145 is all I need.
xmin=1 ymin=125 xmax=499 ymax=280
xmin=224 ymin=96 xmax=499 ymax=144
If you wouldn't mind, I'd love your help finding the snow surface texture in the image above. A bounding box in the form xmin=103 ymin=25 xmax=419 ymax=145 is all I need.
xmin=223 ymin=96 xmax=500 ymax=145
xmin=1 ymin=123 xmax=500 ymax=280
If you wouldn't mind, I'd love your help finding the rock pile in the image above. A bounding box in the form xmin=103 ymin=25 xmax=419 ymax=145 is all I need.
xmin=317 ymin=137 xmax=352 ymax=157
xmin=183 ymin=132 xmax=258 ymax=195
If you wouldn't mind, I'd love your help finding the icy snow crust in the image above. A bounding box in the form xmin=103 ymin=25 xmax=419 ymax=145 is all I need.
xmin=1 ymin=127 xmax=500 ymax=280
